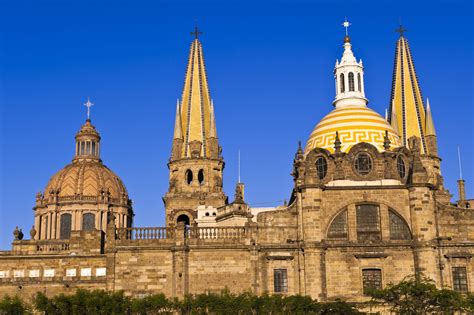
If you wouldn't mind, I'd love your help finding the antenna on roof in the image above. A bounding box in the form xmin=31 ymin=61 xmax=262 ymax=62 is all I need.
xmin=238 ymin=149 xmax=241 ymax=183
xmin=457 ymin=146 xmax=463 ymax=180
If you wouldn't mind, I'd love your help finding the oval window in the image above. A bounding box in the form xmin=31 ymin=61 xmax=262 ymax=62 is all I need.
xmin=185 ymin=170 xmax=193 ymax=185
xmin=198 ymin=169 xmax=204 ymax=185
xmin=315 ymin=157 xmax=328 ymax=180
xmin=354 ymin=153 xmax=372 ymax=175
xmin=397 ymin=155 xmax=406 ymax=179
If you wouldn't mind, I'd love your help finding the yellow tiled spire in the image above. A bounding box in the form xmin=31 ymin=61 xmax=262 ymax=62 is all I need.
xmin=178 ymin=35 xmax=215 ymax=158
xmin=389 ymin=27 xmax=429 ymax=154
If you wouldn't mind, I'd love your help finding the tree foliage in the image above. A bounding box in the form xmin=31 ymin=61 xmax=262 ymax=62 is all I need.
xmin=367 ymin=274 xmax=472 ymax=314
xmin=0 ymin=295 xmax=28 ymax=315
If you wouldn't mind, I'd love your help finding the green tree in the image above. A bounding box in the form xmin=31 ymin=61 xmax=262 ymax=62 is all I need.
xmin=367 ymin=274 xmax=467 ymax=314
xmin=0 ymin=295 xmax=29 ymax=315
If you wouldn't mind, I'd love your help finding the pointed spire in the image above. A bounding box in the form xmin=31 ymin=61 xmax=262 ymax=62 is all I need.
xmin=209 ymin=99 xmax=217 ymax=138
xmin=425 ymin=98 xmax=436 ymax=136
xmin=389 ymin=29 xmax=428 ymax=154
xmin=390 ymin=102 xmax=400 ymax=132
xmin=173 ymin=99 xmax=183 ymax=140
xmin=175 ymin=31 xmax=217 ymax=158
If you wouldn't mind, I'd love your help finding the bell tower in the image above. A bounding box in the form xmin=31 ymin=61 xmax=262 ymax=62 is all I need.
xmin=163 ymin=28 xmax=227 ymax=227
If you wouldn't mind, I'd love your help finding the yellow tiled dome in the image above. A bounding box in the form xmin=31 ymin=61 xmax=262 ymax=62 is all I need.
xmin=305 ymin=106 xmax=401 ymax=154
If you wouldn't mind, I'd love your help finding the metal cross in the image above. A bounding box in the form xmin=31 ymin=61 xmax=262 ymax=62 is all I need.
xmin=395 ymin=24 xmax=407 ymax=37
xmin=190 ymin=26 xmax=203 ymax=39
xmin=84 ymin=97 xmax=94 ymax=120
xmin=342 ymin=18 xmax=351 ymax=36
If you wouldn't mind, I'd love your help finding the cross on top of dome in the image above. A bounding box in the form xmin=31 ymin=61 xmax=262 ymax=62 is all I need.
xmin=84 ymin=97 xmax=94 ymax=120
xmin=342 ymin=18 xmax=351 ymax=36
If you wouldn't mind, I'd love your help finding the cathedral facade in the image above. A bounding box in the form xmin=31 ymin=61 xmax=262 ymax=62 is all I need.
xmin=0 ymin=26 xmax=473 ymax=302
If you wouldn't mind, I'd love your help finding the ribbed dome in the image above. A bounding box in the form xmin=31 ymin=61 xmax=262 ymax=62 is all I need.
xmin=305 ymin=106 xmax=401 ymax=154
xmin=44 ymin=160 xmax=128 ymax=202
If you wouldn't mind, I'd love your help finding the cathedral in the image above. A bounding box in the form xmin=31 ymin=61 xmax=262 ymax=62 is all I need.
xmin=0 ymin=23 xmax=472 ymax=302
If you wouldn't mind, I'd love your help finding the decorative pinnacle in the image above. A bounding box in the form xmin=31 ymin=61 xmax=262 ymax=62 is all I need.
xmin=334 ymin=131 xmax=342 ymax=153
xmin=395 ymin=24 xmax=407 ymax=37
xmin=342 ymin=17 xmax=351 ymax=36
xmin=190 ymin=26 xmax=203 ymax=39
xmin=383 ymin=130 xmax=391 ymax=151
xmin=84 ymin=97 xmax=94 ymax=120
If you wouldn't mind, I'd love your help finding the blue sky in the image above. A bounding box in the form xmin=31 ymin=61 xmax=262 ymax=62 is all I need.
xmin=0 ymin=0 xmax=472 ymax=249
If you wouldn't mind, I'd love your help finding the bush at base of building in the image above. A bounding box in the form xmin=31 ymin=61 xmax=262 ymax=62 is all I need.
xmin=1 ymin=290 xmax=362 ymax=315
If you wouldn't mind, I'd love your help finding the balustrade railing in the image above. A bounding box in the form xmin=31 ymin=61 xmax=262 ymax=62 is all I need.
xmin=117 ymin=227 xmax=173 ymax=240
xmin=188 ymin=227 xmax=246 ymax=239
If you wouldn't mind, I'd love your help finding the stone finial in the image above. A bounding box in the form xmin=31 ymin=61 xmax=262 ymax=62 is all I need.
xmin=18 ymin=229 xmax=24 ymax=240
xmin=383 ymin=130 xmax=391 ymax=151
xmin=13 ymin=226 xmax=20 ymax=240
xmin=234 ymin=183 xmax=245 ymax=203
xmin=294 ymin=141 xmax=304 ymax=161
xmin=334 ymin=131 xmax=342 ymax=153
xmin=30 ymin=225 xmax=37 ymax=240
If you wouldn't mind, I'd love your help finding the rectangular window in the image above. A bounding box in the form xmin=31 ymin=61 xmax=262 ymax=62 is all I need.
xmin=86 ymin=141 xmax=91 ymax=155
xmin=44 ymin=269 xmax=55 ymax=277
xmin=362 ymin=269 xmax=382 ymax=294
xmin=356 ymin=204 xmax=381 ymax=241
xmin=80 ymin=142 xmax=85 ymax=155
xmin=0 ymin=271 xmax=9 ymax=278
xmin=13 ymin=270 xmax=24 ymax=278
xmin=274 ymin=269 xmax=288 ymax=293
xmin=29 ymin=270 xmax=40 ymax=277
xmin=96 ymin=268 xmax=107 ymax=277
xmin=81 ymin=268 xmax=92 ymax=277
xmin=66 ymin=268 xmax=76 ymax=277
xmin=92 ymin=142 xmax=96 ymax=156
xmin=452 ymin=267 xmax=468 ymax=293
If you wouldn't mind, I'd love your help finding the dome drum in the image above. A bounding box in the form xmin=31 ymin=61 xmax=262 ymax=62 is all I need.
xmin=299 ymin=142 xmax=412 ymax=186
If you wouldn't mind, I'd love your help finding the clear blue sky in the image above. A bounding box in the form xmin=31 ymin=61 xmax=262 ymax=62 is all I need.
xmin=0 ymin=0 xmax=472 ymax=249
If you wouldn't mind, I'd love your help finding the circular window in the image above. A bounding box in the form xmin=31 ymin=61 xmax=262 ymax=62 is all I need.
xmin=315 ymin=157 xmax=328 ymax=180
xmin=397 ymin=155 xmax=406 ymax=179
xmin=354 ymin=153 xmax=373 ymax=175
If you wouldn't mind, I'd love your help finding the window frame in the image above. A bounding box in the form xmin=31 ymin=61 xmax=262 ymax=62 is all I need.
xmin=348 ymin=72 xmax=355 ymax=91
xmin=327 ymin=209 xmax=348 ymax=240
xmin=452 ymin=266 xmax=469 ymax=293
xmin=315 ymin=156 xmax=328 ymax=180
xmin=354 ymin=152 xmax=373 ymax=176
xmin=362 ymin=268 xmax=382 ymax=294
xmin=356 ymin=204 xmax=381 ymax=242
xmin=273 ymin=268 xmax=288 ymax=293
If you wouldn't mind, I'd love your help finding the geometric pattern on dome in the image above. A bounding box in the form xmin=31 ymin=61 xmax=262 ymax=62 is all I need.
xmin=306 ymin=106 xmax=401 ymax=154
xmin=44 ymin=161 xmax=128 ymax=201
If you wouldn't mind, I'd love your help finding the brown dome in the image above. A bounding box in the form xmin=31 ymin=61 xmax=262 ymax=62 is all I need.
xmin=44 ymin=160 xmax=128 ymax=203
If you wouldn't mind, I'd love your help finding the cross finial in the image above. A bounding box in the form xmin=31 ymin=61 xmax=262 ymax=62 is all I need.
xmin=342 ymin=17 xmax=351 ymax=36
xmin=395 ymin=24 xmax=407 ymax=37
xmin=190 ymin=26 xmax=203 ymax=39
xmin=84 ymin=97 xmax=94 ymax=120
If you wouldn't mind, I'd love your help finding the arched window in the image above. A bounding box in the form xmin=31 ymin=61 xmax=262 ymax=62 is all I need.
xmin=348 ymin=72 xmax=355 ymax=91
xmin=60 ymin=213 xmax=72 ymax=239
xmin=357 ymin=73 xmax=361 ymax=92
xmin=356 ymin=204 xmax=381 ymax=241
xmin=327 ymin=210 xmax=348 ymax=240
xmin=339 ymin=73 xmax=345 ymax=93
xmin=80 ymin=142 xmax=85 ymax=155
xmin=82 ymin=213 xmax=95 ymax=231
xmin=355 ymin=153 xmax=373 ymax=175
xmin=397 ymin=155 xmax=406 ymax=179
xmin=389 ymin=210 xmax=411 ymax=240
xmin=177 ymin=214 xmax=190 ymax=226
xmin=198 ymin=169 xmax=204 ymax=185
xmin=315 ymin=157 xmax=328 ymax=180
xmin=185 ymin=170 xmax=193 ymax=185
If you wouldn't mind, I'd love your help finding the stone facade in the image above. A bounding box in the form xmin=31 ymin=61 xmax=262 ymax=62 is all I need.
xmin=1 ymin=29 xmax=473 ymax=302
